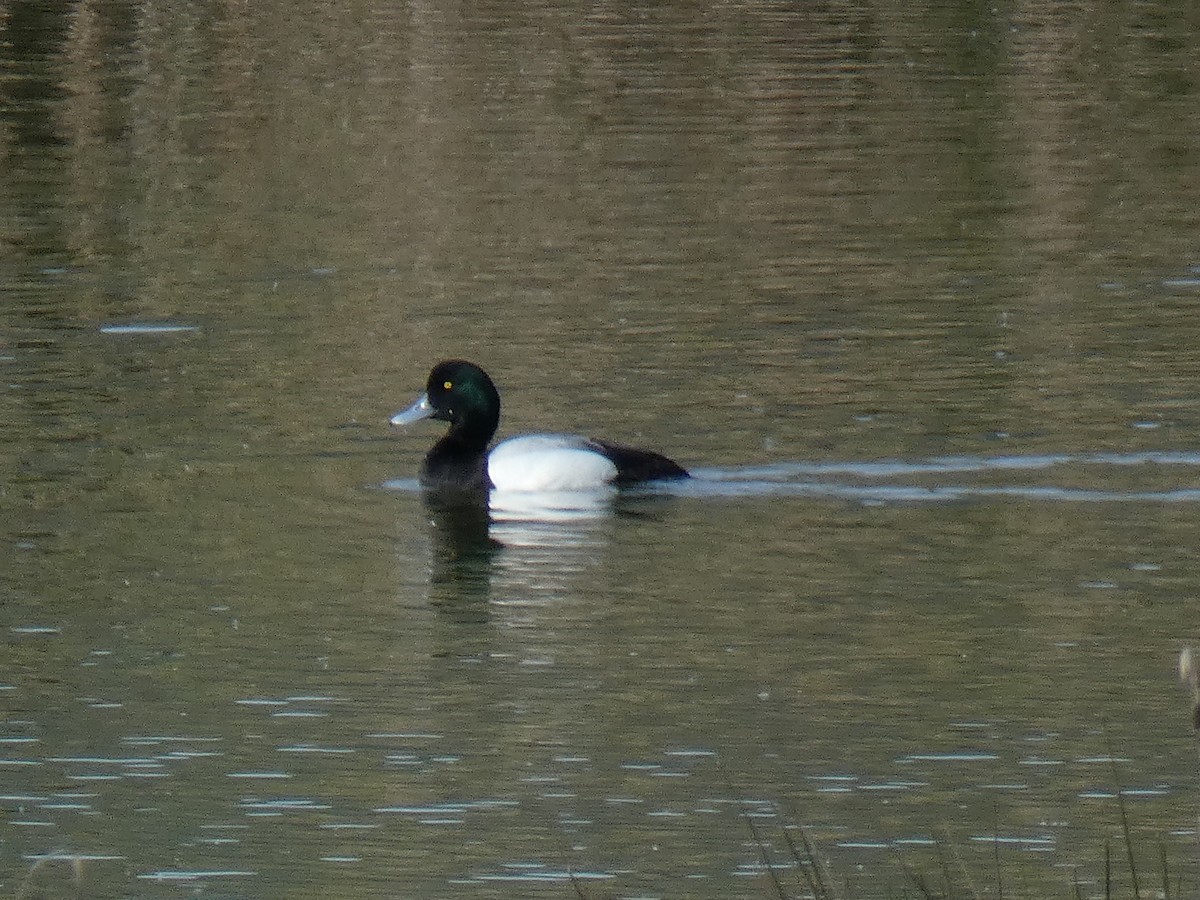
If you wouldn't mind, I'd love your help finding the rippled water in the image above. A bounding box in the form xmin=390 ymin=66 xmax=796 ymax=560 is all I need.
xmin=4 ymin=2 xmax=1200 ymax=898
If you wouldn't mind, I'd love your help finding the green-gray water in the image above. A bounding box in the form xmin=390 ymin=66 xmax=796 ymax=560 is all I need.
xmin=4 ymin=3 xmax=1200 ymax=897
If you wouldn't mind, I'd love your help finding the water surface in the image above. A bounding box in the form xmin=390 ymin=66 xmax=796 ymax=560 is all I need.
xmin=4 ymin=2 xmax=1200 ymax=897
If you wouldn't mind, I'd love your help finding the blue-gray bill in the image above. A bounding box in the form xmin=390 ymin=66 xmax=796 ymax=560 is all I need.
xmin=390 ymin=392 xmax=435 ymax=426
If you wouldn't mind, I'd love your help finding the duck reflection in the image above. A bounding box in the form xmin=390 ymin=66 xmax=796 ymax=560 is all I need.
xmin=416 ymin=487 xmax=672 ymax=620
xmin=421 ymin=490 xmax=500 ymax=621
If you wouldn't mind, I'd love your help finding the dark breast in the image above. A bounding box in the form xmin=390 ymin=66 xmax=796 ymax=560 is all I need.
xmin=422 ymin=440 xmax=490 ymax=492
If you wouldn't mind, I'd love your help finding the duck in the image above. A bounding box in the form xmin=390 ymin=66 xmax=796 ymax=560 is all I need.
xmin=390 ymin=360 xmax=690 ymax=492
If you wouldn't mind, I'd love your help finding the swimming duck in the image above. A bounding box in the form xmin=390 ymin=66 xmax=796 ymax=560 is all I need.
xmin=391 ymin=360 xmax=689 ymax=492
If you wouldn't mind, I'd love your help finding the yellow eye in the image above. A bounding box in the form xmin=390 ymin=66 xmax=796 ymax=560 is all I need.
xmin=443 ymin=381 xmax=453 ymax=390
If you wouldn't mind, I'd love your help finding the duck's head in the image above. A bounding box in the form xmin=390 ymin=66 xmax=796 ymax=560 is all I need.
xmin=390 ymin=360 xmax=501 ymax=443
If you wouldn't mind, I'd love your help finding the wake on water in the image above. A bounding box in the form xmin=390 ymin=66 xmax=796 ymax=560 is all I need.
xmin=385 ymin=450 xmax=1200 ymax=506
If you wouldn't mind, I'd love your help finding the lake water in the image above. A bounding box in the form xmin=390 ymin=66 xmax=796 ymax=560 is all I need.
xmin=3 ymin=2 xmax=1200 ymax=898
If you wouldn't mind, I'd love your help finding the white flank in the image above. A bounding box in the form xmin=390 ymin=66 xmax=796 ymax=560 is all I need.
xmin=488 ymin=435 xmax=618 ymax=491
